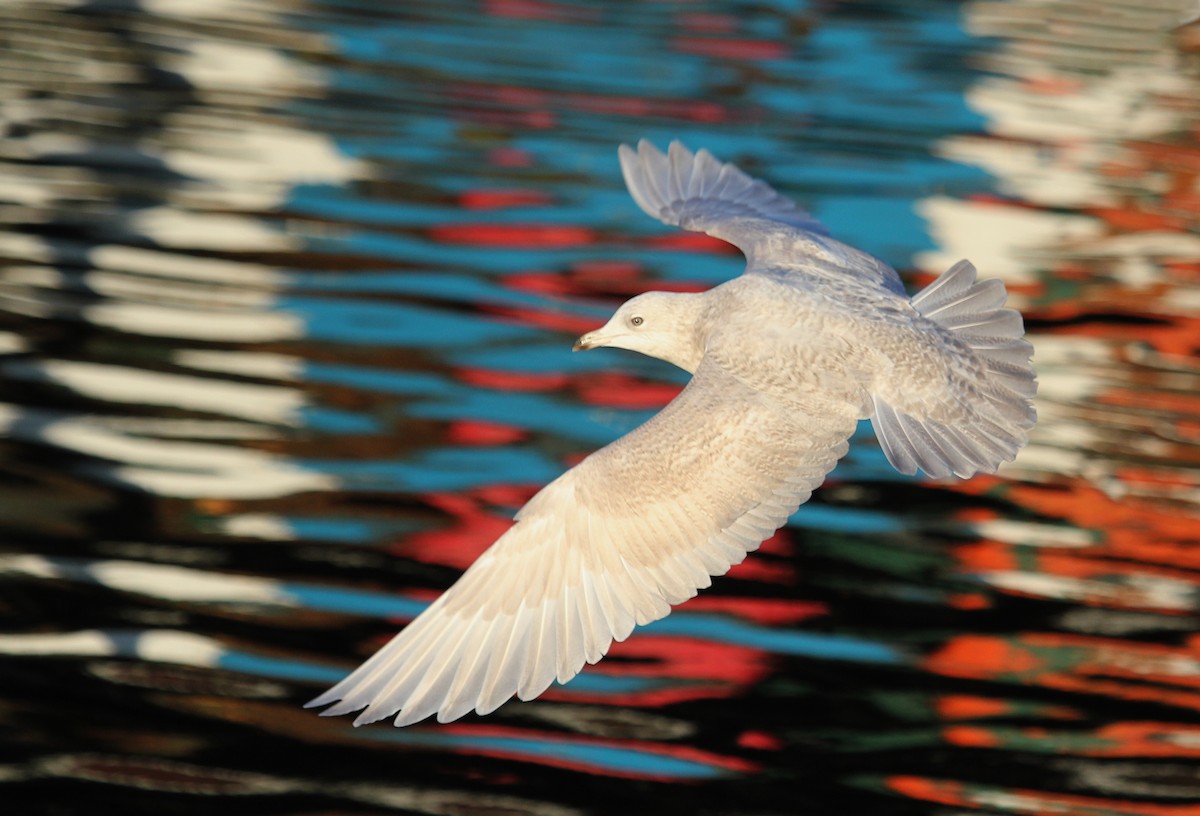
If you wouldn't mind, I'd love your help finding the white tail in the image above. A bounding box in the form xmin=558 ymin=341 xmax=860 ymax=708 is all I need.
xmin=871 ymin=260 xmax=1037 ymax=479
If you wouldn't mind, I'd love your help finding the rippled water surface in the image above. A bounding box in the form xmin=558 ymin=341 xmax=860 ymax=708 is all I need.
xmin=2 ymin=0 xmax=1200 ymax=813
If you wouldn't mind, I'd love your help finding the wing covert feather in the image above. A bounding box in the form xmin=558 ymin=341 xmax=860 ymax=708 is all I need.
xmin=306 ymin=358 xmax=859 ymax=726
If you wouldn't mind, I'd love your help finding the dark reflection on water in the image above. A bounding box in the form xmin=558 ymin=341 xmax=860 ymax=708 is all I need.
xmin=2 ymin=0 xmax=1199 ymax=813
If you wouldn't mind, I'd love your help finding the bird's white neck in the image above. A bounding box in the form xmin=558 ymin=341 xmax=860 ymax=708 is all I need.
xmin=646 ymin=291 xmax=710 ymax=374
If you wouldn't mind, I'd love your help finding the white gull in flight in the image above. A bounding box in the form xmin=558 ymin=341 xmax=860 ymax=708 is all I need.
xmin=307 ymin=140 xmax=1037 ymax=727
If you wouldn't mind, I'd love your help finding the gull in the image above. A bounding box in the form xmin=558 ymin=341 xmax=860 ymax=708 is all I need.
xmin=307 ymin=140 xmax=1037 ymax=727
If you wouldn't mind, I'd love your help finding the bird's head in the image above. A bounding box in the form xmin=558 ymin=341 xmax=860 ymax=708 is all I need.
xmin=573 ymin=291 xmax=706 ymax=373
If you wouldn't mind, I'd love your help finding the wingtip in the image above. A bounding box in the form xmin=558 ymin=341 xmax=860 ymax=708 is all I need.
xmin=352 ymin=709 xmax=384 ymax=727
xmin=637 ymin=138 xmax=665 ymax=161
xmin=666 ymin=138 xmax=691 ymax=155
xmin=394 ymin=706 xmax=439 ymax=728
xmin=435 ymin=705 xmax=473 ymax=725
xmin=304 ymin=690 xmax=338 ymax=709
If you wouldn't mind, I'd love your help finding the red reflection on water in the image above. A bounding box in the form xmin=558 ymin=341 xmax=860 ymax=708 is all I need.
xmin=676 ymin=12 xmax=738 ymax=34
xmin=452 ymin=82 xmax=732 ymax=124
xmin=486 ymin=146 xmax=535 ymax=167
xmin=549 ymin=635 xmax=771 ymax=709
xmin=575 ymin=371 xmax=683 ymax=410
xmin=684 ymin=596 xmax=827 ymax=626
xmin=736 ymin=729 xmax=784 ymax=751
xmin=503 ymin=261 xmax=712 ymax=301
xmin=459 ymin=189 xmax=553 ymax=210
xmin=400 ymin=490 xmax=523 ymax=569
xmin=937 ymin=694 xmax=1022 ymax=720
xmin=429 ymin=223 xmax=598 ymax=248
xmin=446 ymin=420 xmax=528 ymax=446
xmin=934 ymin=694 xmax=1080 ymax=722
xmin=670 ymin=36 xmax=790 ymax=61
xmin=727 ymin=529 xmax=797 ymax=585
xmin=486 ymin=303 xmax=597 ymax=334
xmin=457 ymin=367 xmax=569 ymax=392
xmin=945 ymin=592 xmax=992 ymax=610
xmin=640 ymin=232 xmax=737 ymax=254
xmin=483 ymin=0 xmax=599 ymax=23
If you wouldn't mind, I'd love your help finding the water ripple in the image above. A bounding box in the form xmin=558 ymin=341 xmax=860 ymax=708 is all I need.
xmin=1 ymin=0 xmax=1198 ymax=812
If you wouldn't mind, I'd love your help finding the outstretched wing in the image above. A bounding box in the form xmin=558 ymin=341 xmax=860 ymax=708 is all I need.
xmin=307 ymin=356 xmax=859 ymax=727
xmin=619 ymin=139 xmax=906 ymax=295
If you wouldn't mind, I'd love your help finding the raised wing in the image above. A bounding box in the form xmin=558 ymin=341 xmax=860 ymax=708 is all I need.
xmin=619 ymin=139 xmax=906 ymax=295
xmin=306 ymin=356 xmax=859 ymax=727
xmin=619 ymin=139 xmax=826 ymax=242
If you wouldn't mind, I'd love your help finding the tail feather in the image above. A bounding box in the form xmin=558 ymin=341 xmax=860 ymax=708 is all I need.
xmin=918 ymin=277 xmax=1006 ymax=319
xmin=872 ymin=260 xmax=1037 ymax=479
xmin=907 ymin=258 xmax=976 ymax=311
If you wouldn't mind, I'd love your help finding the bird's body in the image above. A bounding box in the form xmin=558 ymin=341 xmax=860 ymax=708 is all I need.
xmin=307 ymin=140 xmax=1037 ymax=727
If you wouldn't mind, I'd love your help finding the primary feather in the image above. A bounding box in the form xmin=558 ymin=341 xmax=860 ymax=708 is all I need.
xmin=307 ymin=140 xmax=1037 ymax=727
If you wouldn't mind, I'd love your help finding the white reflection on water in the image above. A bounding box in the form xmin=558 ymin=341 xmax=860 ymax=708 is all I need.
xmin=1 ymin=359 xmax=305 ymax=423
xmin=0 ymin=404 xmax=334 ymax=498
xmin=916 ymin=195 xmax=1104 ymax=283
xmin=0 ymin=555 xmax=293 ymax=605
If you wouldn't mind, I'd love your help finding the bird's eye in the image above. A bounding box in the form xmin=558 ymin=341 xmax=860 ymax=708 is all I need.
xmin=631 ymin=316 xmax=644 ymax=327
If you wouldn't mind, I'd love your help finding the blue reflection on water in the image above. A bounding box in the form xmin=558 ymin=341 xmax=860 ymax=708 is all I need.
xmin=284 ymin=585 xmax=431 ymax=618
xmin=323 ymin=18 xmax=719 ymax=97
xmin=300 ymin=406 xmax=382 ymax=434
xmin=789 ymin=503 xmax=902 ymax=535
xmin=305 ymin=361 xmax=630 ymax=444
xmin=365 ymin=729 xmax=735 ymax=779
xmin=284 ymin=516 xmax=423 ymax=544
xmin=645 ymin=614 xmax=901 ymax=663
xmin=312 ymin=448 xmax=561 ymax=492
xmin=283 ymin=296 xmax=541 ymax=347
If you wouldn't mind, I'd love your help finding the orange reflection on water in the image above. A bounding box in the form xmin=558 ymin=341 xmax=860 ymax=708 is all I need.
xmin=887 ymin=774 xmax=1200 ymax=816
xmin=926 ymin=632 xmax=1200 ymax=711
xmin=943 ymin=720 xmax=1200 ymax=759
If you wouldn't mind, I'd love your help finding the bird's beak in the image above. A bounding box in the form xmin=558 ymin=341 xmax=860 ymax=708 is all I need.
xmin=572 ymin=331 xmax=600 ymax=352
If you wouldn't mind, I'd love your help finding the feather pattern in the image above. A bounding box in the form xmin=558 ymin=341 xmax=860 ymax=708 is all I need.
xmin=308 ymin=357 xmax=860 ymax=726
xmin=308 ymin=140 xmax=1037 ymax=727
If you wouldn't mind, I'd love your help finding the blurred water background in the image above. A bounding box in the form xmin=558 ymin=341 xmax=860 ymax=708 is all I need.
xmin=2 ymin=0 xmax=1199 ymax=813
